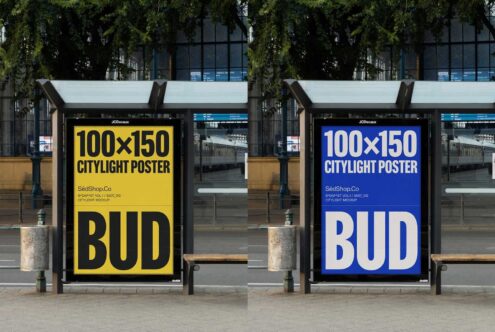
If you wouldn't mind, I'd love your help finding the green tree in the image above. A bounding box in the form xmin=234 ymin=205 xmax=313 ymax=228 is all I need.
xmin=249 ymin=0 xmax=495 ymax=98
xmin=0 ymin=0 xmax=246 ymax=98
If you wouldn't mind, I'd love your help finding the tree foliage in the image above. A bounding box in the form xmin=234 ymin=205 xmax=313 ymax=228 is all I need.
xmin=249 ymin=0 xmax=495 ymax=99
xmin=0 ymin=0 xmax=245 ymax=98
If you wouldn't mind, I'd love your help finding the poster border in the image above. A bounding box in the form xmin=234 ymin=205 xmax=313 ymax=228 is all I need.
xmin=65 ymin=118 xmax=182 ymax=282
xmin=313 ymin=118 xmax=429 ymax=283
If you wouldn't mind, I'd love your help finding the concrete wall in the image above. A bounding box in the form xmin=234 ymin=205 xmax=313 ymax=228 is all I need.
xmin=0 ymin=157 xmax=52 ymax=192
xmin=248 ymin=157 xmax=300 ymax=193
xmin=1 ymin=156 xmax=302 ymax=194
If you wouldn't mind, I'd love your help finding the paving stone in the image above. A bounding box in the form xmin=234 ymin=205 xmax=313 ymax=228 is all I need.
xmin=366 ymin=287 xmax=385 ymax=294
xmin=399 ymin=287 xmax=419 ymax=294
xmin=102 ymin=287 xmax=121 ymax=294
xmin=85 ymin=287 xmax=104 ymax=294
xmin=332 ymin=287 xmax=353 ymax=294
xmin=119 ymin=287 xmax=138 ymax=294
xmin=66 ymin=287 xmax=88 ymax=294
xmin=136 ymin=288 xmax=154 ymax=295
xmin=383 ymin=287 xmax=402 ymax=294
xmin=349 ymin=287 xmax=368 ymax=294
xmin=152 ymin=287 xmax=177 ymax=294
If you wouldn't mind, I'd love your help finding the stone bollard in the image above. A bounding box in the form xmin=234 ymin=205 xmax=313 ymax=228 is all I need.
xmin=20 ymin=209 xmax=49 ymax=293
xmin=268 ymin=209 xmax=297 ymax=293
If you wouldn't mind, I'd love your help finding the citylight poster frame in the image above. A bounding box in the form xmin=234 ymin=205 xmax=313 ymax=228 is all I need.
xmin=66 ymin=118 xmax=181 ymax=282
xmin=313 ymin=118 xmax=429 ymax=282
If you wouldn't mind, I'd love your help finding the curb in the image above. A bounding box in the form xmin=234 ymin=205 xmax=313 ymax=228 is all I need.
xmin=248 ymin=284 xmax=495 ymax=295
xmin=0 ymin=284 xmax=247 ymax=295
xmin=3 ymin=283 xmax=495 ymax=295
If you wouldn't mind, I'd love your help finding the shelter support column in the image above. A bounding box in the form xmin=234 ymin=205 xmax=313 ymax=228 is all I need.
xmin=183 ymin=110 xmax=194 ymax=294
xmin=430 ymin=110 xmax=442 ymax=293
xmin=52 ymin=109 xmax=63 ymax=294
xmin=299 ymin=109 xmax=311 ymax=294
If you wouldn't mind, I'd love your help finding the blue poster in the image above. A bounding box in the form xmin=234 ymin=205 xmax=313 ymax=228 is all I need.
xmin=320 ymin=123 xmax=423 ymax=275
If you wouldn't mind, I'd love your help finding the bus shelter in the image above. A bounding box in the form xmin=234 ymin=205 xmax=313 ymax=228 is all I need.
xmin=286 ymin=79 xmax=495 ymax=293
xmin=38 ymin=79 xmax=247 ymax=294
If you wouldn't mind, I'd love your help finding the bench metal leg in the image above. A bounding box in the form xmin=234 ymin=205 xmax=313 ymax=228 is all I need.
xmin=187 ymin=263 xmax=195 ymax=295
xmin=431 ymin=262 xmax=443 ymax=295
xmin=183 ymin=260 xmax=194 ymax=295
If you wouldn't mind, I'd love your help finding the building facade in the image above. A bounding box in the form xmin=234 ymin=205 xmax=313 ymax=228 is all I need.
xmin=0 ymin=7 xmax=248 ymax=158
xmin=248 ymin=17 xmax=495 ymax=159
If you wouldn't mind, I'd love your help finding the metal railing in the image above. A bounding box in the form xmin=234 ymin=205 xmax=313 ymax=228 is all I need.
xmin=194 ymin=192 xmax=247 ymax=225
xmin=443 ymin=188 xmax=495 ymax=225
xmin=0 ymin=193 xmax=22 ymax=270
xmin=0 ymin=192 xmax=51 ymax=226
xmin=0 ymin=192 xmax=247 ymax=227
xmin=248 ymin=192 xmax=300 ymax=225
xmin=0 ymin=193 xmax=50 ymax=271
xmin=0 ymin=223 xmax=20 ymax=271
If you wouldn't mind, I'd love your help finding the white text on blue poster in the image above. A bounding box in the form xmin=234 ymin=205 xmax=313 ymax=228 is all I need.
xmin=321 ymin=126 xmax=421 ymax=275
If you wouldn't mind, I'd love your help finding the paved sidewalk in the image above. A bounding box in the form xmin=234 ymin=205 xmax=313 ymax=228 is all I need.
xmin=3 ymin=286 xmax=495 ymax=331
xmin=248 ymin=287 xmax=495 ymax=331
xmin=0 ymin=287 xmax=247 ymax=332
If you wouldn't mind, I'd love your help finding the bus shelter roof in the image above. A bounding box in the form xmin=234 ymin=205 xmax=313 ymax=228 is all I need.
xmin=409 ymin=81 xmax=495 ymax=111
xmin=285 ymin=80 xmax=495 ymax=113
xmin=38 ymin=79 xmax=248 ymax=113
xmin=285 ymin=80 xmax=406 ymax=112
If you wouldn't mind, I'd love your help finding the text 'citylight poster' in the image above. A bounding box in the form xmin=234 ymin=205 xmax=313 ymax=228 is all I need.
xmin=67 ymin=119 xmax=181 ymax=282
xmin=314 ymin=119 xmax=428 ymax=281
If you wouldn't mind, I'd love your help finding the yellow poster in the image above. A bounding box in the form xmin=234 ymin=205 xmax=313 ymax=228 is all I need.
xmin=71 ymin=122 xmax=176 ymax=276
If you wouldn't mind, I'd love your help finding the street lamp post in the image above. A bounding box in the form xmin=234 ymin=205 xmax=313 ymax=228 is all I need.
xmin=279 ymin=87 xmax=290 ymax=209
xmin=31 ymin=88 xmax=43 ymax=208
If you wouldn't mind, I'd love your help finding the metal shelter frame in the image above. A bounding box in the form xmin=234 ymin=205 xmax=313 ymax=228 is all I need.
xmin=37 ymin=79 xmax=248 ymax=294
xmin=285 ymin=79 xmax=495 ymax=294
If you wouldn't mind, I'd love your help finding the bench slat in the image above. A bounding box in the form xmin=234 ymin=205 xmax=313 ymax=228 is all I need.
xmin=183 ymin=254 xmax=247 ymax=263
xmin=431 ymin=254 xmax=495 ymax=262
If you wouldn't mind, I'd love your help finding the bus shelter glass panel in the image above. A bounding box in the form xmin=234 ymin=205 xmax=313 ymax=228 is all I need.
xmin=193 ymin=118 xmax=247 ymax=228
xmin=441 ymin=116 xmax=495 ymax=286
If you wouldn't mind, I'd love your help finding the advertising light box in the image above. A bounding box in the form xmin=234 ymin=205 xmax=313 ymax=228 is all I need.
xmin=314 ymin=119 xmax=428 ymax=282
xmin=66 ymin=118 xmax=181 ymax=282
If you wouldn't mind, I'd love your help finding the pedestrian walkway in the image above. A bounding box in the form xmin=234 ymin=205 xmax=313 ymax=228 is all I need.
xmin=2 ymin=285 xmax=495 ymax=331
xmin=0 ymin=286 xmax=247 ymax=331
xmin=248 ymin=287 xmax=495 ymax=331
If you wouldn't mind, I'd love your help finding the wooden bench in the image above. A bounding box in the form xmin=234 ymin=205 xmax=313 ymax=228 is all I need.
xmin=431 ymin=254 xmax=495 ymax=294
xmin=183 ymin=254 xmax=248 ymax=295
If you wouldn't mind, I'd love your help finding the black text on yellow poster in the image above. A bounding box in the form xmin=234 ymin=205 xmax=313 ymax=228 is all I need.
xmin=72 ymin=124 xmax=175 ymax=276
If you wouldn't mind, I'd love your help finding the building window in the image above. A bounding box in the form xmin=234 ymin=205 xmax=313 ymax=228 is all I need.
xmin=174 ymin=13 xmax=248 ymax=82
xmin=421 ymin=17 xmax=495 ymax=81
